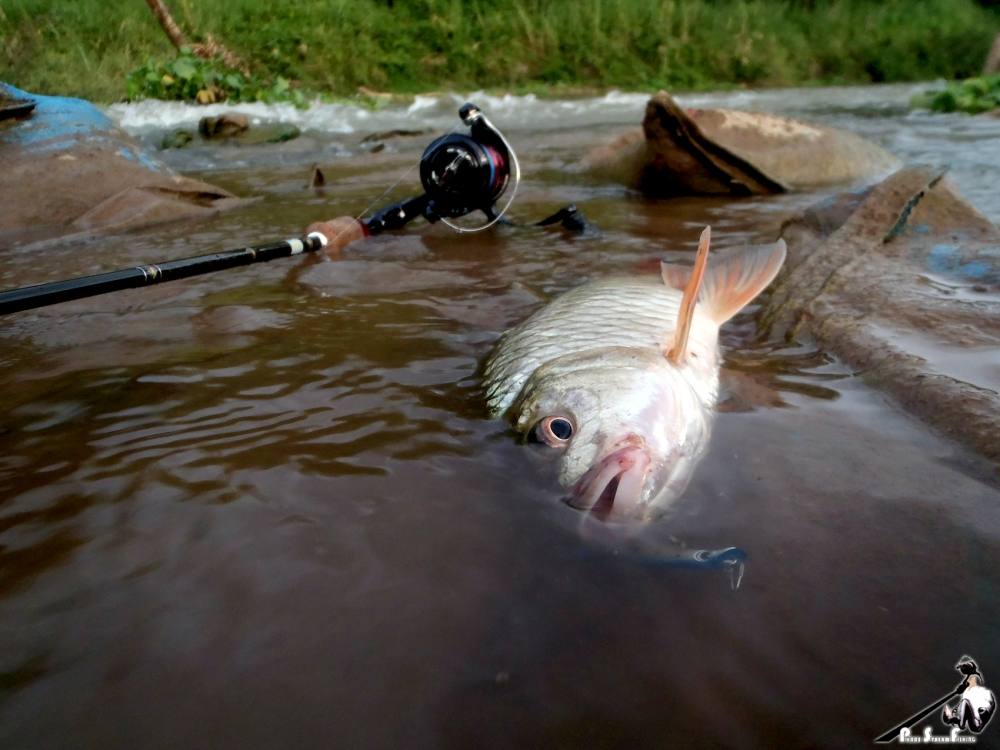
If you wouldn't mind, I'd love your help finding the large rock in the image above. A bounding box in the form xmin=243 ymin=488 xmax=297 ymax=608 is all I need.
xmin=761 ymin=167 xmax=1000 ymax=466
xmin=198 ymin=112 xmax=250 ymax=139
xmin=0 ymin=83 xmax=242 ymax=245
xmin=583 ymin=91 xmax=899 ymax=195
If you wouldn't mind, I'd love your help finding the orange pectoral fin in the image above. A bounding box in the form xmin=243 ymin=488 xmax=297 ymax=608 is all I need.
xmin=665 ymin=225 xmax=711 ymax=365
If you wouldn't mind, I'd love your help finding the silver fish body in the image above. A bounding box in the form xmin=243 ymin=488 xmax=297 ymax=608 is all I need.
xmin=484 ymin=237 xmax=786 ymax=523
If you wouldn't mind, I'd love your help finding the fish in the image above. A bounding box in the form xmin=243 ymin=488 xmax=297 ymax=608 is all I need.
xmin=484 ymin=227 xmax=786 ymax=523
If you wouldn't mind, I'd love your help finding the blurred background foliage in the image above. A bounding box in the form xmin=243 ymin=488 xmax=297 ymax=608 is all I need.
xmin=913 ymin=74 xmax=1000 ymax=114
xmin=1 ymin=0 xmax=998 ymax=103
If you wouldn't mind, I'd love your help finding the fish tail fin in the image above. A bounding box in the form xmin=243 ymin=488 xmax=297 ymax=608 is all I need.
xmin=661 ymin=237 xmax=786 ymax=329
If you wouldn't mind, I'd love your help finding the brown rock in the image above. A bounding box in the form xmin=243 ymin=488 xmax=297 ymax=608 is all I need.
xmin=761 ymin=167 xmax=1000 ymax=467
xmin=198 ymin=112 xmax=250 ymax=139
xmin=584 ymin=91 xmax=899 ymax=196
xmin=0 ymin=143 xmax=244 ymax=244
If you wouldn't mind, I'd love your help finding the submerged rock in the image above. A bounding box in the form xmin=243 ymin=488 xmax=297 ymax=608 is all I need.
xmin=762 ymin=167 xmax=1000 ymax=466
xmin=198 ymin=112 xmax=249 ymax=139
xmin=359 ymin=128 xmax=429 ymax=144
xmin=251 ymin=123 xmax=301 ymax=144
xmin=0 ymin=82 xmax=243 ymax=244
xmin=161 ymin=129 xmax=194 ymax=149
xmin=199 ymin=117 xmax=302 ymax=146
xmin=584 ymin=91 xmax=899 ymax=195
xmin=268 ymin=124 xmax=301 ymax=143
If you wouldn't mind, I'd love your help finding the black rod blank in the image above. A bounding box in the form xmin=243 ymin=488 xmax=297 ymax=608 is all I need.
xmin=0 ymin=234 xmax=326 ymax=316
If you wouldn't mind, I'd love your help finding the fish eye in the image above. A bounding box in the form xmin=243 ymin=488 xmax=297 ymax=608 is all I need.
xmin=531 ymin=416 xmax=574 ymax=447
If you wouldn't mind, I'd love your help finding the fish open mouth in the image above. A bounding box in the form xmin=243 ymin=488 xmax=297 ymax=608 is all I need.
xmin=590 ymin=474 xmax=620 ymax=521
xmin=565 ymin=446 xmax=651 ymax=522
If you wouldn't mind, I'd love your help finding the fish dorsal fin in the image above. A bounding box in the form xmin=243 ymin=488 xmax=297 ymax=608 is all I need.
xmin=698 ymin=239 xmax=787 ymax=324
xmin=661 ymin=237 xmax=787 ymax=332
xmin=665 ymin=226 xmax=712 ymax=365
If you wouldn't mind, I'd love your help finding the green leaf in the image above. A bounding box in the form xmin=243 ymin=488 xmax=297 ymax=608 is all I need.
xmin=172 ymin=57 xmax=197 ymax=80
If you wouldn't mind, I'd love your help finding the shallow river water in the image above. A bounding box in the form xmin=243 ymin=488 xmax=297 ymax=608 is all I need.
xmin=2 ymin=84 xmax=999 ymax=748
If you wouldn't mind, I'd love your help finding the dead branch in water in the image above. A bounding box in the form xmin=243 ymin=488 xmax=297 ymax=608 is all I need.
xmin=143 ymin=0 xmax=250 ymax=75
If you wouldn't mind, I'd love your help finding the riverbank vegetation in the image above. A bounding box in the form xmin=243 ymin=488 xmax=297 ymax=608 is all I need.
xmin=913 ymin=74 xmax=1000 ymax=114
xmin=125 ymin=49 xmax=312 ymax=107
xmin=3 ymin=0 xmax=999 ymax=103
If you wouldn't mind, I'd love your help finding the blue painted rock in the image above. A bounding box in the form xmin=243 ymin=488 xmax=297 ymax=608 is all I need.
xmin=0 ymin=83 xmax=242 ymax=244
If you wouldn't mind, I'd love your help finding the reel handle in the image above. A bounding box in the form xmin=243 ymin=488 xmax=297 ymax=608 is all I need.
xmin=304 ymin=216 xmax=370 ymax=256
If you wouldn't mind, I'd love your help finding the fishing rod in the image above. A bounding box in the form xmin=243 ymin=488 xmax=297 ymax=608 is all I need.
xmin=0 ymin=234 xmax=331 ymax=316
xmin=0 ymin=102 xmax=585 ymax=317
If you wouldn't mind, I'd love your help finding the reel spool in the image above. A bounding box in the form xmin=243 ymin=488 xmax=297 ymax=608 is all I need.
xmin=418 ymin=132 xmax=509 ymax=218
xmin=418 ymin=103 xmax=519 ymax=231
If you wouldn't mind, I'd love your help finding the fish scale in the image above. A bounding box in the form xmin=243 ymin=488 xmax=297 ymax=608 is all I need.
xmin=485 ymin=275 xmax=694 ymax=415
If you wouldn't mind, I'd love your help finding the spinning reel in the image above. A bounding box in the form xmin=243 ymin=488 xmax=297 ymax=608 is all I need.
xmin=363 ymin=102 xmax=586 ymax=235
xmin=419 ymin=103 xmax=514 ymax=224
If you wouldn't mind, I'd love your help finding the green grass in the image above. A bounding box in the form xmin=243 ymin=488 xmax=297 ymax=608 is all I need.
xmin=2 ymin=0 xmax=998 ymax=103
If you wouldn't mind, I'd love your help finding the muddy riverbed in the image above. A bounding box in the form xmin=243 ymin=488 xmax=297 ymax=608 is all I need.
xmin=1 ymin=84 xmax=998 ymax=748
